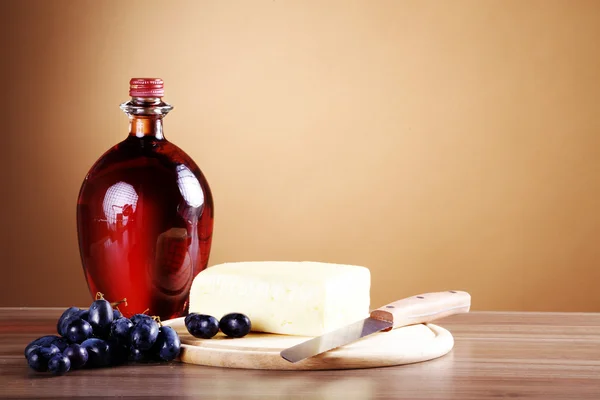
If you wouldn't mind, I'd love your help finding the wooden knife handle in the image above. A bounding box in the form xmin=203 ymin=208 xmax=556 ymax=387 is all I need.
xmin=370 ymin=290 xmax=471 ymax=331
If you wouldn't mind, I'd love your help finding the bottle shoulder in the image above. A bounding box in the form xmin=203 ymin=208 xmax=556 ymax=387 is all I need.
xmin=84 ymin=137 xmax=200 ymax=176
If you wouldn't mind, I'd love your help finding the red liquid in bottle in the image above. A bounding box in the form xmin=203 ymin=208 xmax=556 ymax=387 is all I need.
xmin=76 ymin=79 xmax=214 ymax=320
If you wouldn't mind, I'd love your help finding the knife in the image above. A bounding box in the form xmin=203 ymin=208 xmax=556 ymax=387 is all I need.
xmin=280 ymin=290 xmax=471 ymax=363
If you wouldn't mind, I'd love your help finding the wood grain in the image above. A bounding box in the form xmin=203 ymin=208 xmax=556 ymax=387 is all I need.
xmin=163 ymin=317 xmax=454 ymax=370
xmin=1 ymin=309 xmax=600 ymax=399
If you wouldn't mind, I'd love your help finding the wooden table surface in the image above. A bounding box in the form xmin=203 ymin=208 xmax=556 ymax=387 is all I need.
xmin=1 ymin=309 xmax=599 ymax=399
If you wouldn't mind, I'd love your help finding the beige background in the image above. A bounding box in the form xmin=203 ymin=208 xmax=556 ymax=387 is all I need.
xmin=1 ymin=0 xmax=599 ymax=311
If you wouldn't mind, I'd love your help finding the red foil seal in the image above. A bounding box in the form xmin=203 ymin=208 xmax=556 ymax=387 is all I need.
xmin=129 ymin=78 xmax=164 ymax=98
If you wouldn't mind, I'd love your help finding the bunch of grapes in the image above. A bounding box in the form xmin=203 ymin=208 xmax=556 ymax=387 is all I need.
xmin=24 ymin=293 xmax=181 ymax=376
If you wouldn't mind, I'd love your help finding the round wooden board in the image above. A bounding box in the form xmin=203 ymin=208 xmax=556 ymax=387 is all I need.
xmin=162 ymin=317 xmax=455 ymax=370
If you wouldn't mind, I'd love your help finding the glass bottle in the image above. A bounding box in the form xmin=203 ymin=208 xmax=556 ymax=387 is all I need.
xmin=76 ymin=78 xmax=214 ymax=320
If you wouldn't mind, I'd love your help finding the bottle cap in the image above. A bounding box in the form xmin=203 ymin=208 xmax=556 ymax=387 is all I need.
xmin=129 ymin=78 xmax=164 ymax=97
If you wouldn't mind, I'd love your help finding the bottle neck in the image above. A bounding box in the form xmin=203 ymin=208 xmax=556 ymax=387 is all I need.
xmin=129 ymin=116 xmax=164 ymax=139
xmin=120 ymin=97 xmax=173 ymax=140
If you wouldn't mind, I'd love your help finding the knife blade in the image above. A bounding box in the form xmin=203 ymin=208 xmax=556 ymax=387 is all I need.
xmin=280 ymin=290 xmax=471 ymax=363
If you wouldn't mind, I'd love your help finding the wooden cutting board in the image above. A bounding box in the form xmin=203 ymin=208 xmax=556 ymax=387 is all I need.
xmin=162 ymin=317 xmax=455 ymax=370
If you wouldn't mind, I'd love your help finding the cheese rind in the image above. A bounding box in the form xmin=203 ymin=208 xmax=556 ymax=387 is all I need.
xmin=189 ymin=261 xmax=371 ymax=336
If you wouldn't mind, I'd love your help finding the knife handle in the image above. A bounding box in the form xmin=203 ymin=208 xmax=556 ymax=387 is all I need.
xmin=370 ymin=290 xmax=471 ymax=331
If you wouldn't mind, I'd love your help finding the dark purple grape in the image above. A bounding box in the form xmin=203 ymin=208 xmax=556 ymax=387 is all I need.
xmin=78 ymin=309 xmax=89 ymax=321
xmin=81 ymin=338 xmax=110 ymax=368
xmin=113 ymin=309 xmax=123 ymax=320
xmin=130 ymin=314 xmax=152 ymax=326
xmin=39 ymin=344 xmax=60 ymax=360
xmin=26 ymin=348 xmax=47 ymax=372
xmin=185 ymin=313 xmax=219 ymax=339
xmin=58 ymin=315 xmax=80 ymax=337
xmin=48 ymin=354 xmax=70 ymax=375
xmin=52 ymin=338 xmax=69 ymax=352
xmin=25 ymin=339 xmax=47 ymax=358
xmin=110 ymin=317 xmax=133 ymax=345
xmin=130 ymin=319 xmax=159 ymax=350
xmin=24 ymin=335 xmax=68 ymax=358
xmin=57 ymin=307 xmax=81 ymax=335
xmin=66 ymin=319 xmax=93 ymax=343
xmin=129 ymin=347 xmax=149 ymax=363
xmin=26 ymin=345 xmax=41 ymax=358
xmin=153 ymin=326 xmax=181 ymax=361
xmin=219 ymin=313 xmax=251 ymax=338
xmin=63 ymin=344 xmax=88 ymax=369
xmin=88 ymin=298 xmax=113 ymax=338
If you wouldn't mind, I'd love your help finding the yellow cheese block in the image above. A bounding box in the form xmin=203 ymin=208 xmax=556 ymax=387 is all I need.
xmin=189 ymin=261 xmax=371 ymax=336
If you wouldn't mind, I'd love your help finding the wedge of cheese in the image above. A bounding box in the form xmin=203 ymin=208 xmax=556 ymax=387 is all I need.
xmin=189 ymin=261 xmax=371 ymax=336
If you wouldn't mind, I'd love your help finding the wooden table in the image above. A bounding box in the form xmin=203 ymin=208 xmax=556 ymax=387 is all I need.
xmin=1 ymin=309 xmax=599 ymax=399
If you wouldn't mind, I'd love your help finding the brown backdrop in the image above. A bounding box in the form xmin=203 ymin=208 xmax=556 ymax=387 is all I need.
xmin=1 ymin=0 xmax=599 ymax=311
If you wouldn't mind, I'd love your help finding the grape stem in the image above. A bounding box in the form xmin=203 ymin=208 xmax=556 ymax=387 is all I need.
xmin=110 ymin=298 xmax=128 ymax=308
xmin=151 ymin=316 xmax=163 ymax=327
xmin=94 ymin=292 xmax=128 ymax=310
